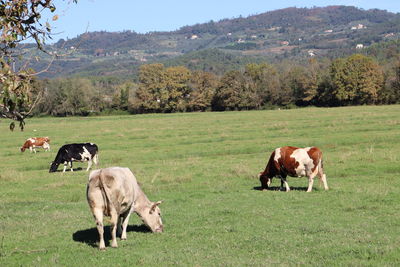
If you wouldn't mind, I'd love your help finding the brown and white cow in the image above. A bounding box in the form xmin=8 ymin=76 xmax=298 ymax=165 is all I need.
xmin=20 ymin=137 xmax=50 ymax=153
xmin=259 ymin=146 xmax=329 ymax=192
xmin=87 ymin=167 xmax=163 ymax=250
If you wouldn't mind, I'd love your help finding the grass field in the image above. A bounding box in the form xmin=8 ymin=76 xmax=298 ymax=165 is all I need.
xmin=1 ymin=105 xmax=400 ymax=266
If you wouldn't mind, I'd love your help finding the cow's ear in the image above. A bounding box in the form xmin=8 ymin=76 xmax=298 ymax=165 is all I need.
xmin=150 ymin=201 xmax=163 ymax=214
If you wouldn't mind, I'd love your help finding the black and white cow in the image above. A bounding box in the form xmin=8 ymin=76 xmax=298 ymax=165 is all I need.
xmin=49 ymin=143 xmax=99 ymax=173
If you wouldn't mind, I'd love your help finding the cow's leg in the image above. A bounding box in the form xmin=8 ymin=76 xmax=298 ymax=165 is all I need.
xmin=280 ymin=175 xmax=290 ymax=192
xmin=321 ymin=174 xmax=328 ymax=190
xmin=69 ymin=161 xmax=73 ymax=172
xmin=267 ymin=177 xmax=272 ymax=188
xmin=306 ymin=169 xmax=318 ymax=192
xmin=318 ymin=165 xmax=329 ymax=190
xmin=306 ymin=176 xmax=314 ymax=192
xmin=86 ymin=160 xmax=92 ymax=171
xmin=44 ymin=143 xmax=50 ymax=152
xmin=93 ymin=208 xmax=106 ymax=250
xmin=63 ymin=162 xmax=67 ymax=172
xmin=307 ymin=166 xmax=320 ymax=192
xmin=29 ymin=147 xmax=33 ymax=153
xmin=93 ymin=154 xmax=99 ymax=166
xmin=281 ymin=178 xmax=290 ymax=192
xmin=120 ymin=211 xmax=132 ymax=240
xmin=110 ymin=210 xmax=119 ymax=248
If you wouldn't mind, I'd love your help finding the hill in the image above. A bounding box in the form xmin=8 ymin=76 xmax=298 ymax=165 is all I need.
xmin=26 ymin=5 xmax=400 ymax=78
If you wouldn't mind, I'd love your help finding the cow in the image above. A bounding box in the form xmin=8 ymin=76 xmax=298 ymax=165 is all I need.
xmin=87 ymin=167 xmax=163 ymax=250
xmin=259 ymin=146 xmax=329 ymax=192
xmin=20 ymin=137 xmax=50 ymax=153
xmin=49 ymin=143 xmax=99 ymax=173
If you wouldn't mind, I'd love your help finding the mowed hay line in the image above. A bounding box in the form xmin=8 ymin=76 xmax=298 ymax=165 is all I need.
xmin=0 ymin=105 xmax=399 ymax=266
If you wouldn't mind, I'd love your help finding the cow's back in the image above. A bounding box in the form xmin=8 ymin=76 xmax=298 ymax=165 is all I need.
xmin=87 ymin=167 xmax=135 ymax=216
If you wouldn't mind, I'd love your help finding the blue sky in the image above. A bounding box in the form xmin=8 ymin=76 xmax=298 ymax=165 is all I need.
xmin=46 ymin=0 xmax=400 ymax=42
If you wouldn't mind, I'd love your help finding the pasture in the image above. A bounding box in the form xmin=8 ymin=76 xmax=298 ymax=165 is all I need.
xmin=1 ymin=105 xmax=400 ymax=266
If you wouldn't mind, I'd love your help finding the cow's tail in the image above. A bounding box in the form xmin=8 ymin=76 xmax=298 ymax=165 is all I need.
xmin=98 ymin=170 xmax=120 ymax=216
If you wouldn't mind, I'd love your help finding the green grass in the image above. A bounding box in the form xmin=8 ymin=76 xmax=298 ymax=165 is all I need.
xmin=1 ymin=105 xmax=400 ymax=266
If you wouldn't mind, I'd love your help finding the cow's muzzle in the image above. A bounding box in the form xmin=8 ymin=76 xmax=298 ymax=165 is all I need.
xmin=154 ymin=225 xmax=163 ymax=233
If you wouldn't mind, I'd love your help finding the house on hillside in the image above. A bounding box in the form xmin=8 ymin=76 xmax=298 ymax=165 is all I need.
xmin=351 ymin=24 xmax=365 ymax=30
xmin=308 ymin=50 xmax=315 ymax=57
xmin=356 ymin=44 xmax=364 ymax=49
xmin=280 ymin=41 xmax=289 ymax=46
xmin=94 ymin=49 xmax=106 ymax=57
xmin=384 ymin=33 xmax=395 ymax=38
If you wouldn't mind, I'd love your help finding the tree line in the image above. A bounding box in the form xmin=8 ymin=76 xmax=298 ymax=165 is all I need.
xmin=32 ymin=54 xmax=400 ymax=116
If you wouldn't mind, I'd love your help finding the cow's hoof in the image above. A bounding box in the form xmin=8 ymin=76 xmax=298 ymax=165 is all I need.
xmin=121 ymin=237 xmax=127 ymax=240
xmin=99 ymin=247 xmax=106 ymax=251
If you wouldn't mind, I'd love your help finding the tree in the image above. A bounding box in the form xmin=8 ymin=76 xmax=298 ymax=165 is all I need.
xmin=134 ymin=63 xmax=165 ymax=113
xmin=281 ymin=59 xmax=320 ymax=106
xmin=112 ymin=82 xmax=133 ymax=111
xmin=381 ymin=61 xmax=400 ymax=104
xmin=187 ymin=70 xmax=218 ymax=111
xmin=134 ymin=64 xmax=191 ymax=113
xmin=329 ymin=54 xmax=384 ymax=105
xmin=243 ymin=63 xmax=282 ymax=107
xmin=1 ymin=0 xmax=77 ymax=129
xmin=163 ymin=66 xmax=191 ymax=112
xmin=390 ymin=62 xmax=400 ymax=103
xmin=212 ymin=70 xmax=258 ymax=111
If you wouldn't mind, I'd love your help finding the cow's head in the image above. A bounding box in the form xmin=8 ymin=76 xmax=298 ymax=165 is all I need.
xmin=138 ymin=201 xmax=163 ymax=233
xmin=49 ymin=162 xmax=59 ymax=173
xmin=20 ymin=147 xmax=26 ymax=152
xmin=259 ymin=172 xmax=271 ymax=190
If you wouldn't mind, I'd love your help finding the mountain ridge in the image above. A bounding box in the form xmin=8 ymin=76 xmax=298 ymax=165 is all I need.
xmin=30 ymin=5 xmax=400 ymax=78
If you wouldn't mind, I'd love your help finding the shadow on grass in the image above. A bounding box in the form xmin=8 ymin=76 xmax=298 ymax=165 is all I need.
xmin=72 ymin=225 xmax=151 ymax=248
xmin=50 ymin=167 xmax=84 ymax=173
xmin=253 ymin=186 xmax=308 ymax=191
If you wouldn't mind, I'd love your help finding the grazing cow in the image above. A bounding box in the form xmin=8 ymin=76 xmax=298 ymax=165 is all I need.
xmin=259 ymin=146 xmax=329 ymax=192
xmin=20 ymin=137 xmax=50 ymax=153
xmin=87 ymin=167 xmax=163 ymax=250
xmin=49 ymin=143 xmax=99 ymax=173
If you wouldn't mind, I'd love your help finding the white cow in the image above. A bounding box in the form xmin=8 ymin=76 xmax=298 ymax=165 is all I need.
xmin=87 ymin=167 xmax=163 ymax=250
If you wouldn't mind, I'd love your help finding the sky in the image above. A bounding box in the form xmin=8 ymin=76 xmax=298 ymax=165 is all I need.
xmin=45 ymin=0 xmax=400 ymax=42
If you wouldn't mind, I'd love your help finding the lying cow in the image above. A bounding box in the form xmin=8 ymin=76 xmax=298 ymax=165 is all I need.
xmin=259 ymin=146 xmax=329 ymax=192
xmin=49 ymin=143 xmax=99 ymax=173
xmin=20 ymin=137 xmax=50 ymax=153
xmin=87 ymin=167 xmax=163 ymax=250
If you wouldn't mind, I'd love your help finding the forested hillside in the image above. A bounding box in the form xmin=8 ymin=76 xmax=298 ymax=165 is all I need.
xmin=27 ymin=5 xmax=400 ymax=78
xmin=23 ymin=6 xmax=400 ymax=115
